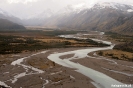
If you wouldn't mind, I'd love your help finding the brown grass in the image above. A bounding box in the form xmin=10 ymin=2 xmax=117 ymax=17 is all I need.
xmin=37 ymin=38 xmax=77 ymax=43
xmin=97 ymin=50 xmax=133 ymax=61
xmin=27 ymin=57 xmax=56 ymax=70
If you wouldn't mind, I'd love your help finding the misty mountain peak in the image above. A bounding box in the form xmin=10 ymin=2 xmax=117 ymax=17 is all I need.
xmin=0 ymin=8 xmax=13 ymax=17
xmin=93 ymin=2 xmax=133 ymax=12
xmin=0 ymin=8 xmax=4 ymax=14
xmin=37 ymin=9 xmax=54 ymax=18
xmin=57 ymin=3 xmax=89 ymax=15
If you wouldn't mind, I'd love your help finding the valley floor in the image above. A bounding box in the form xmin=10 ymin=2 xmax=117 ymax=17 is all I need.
xmin=0 ymin=31 xmax=133 ymax=88
xmin=0 ymin=48 xmax=133 ymax=88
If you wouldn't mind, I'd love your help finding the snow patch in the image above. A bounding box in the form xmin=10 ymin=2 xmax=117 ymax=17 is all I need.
xmin=127 ymin=9 xmax=133 ymax=12
xmin=93 ymin=2 xmax=133 ymax=12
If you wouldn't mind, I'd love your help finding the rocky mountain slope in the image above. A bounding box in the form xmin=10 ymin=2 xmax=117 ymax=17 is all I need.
xmin=40 ymin=2 xmax=133 ymax=34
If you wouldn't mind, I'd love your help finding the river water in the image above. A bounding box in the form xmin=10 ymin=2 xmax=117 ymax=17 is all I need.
xmin=48 ymin=33 xmax=132 ymax=88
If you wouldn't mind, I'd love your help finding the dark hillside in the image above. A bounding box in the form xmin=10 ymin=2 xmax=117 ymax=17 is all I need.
xmin=0 ymin=19 xmax=25 ymax=30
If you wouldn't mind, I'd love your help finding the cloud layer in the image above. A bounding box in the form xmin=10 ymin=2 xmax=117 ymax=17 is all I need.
xmin=7 ymin=0 xmax=38 ymax=4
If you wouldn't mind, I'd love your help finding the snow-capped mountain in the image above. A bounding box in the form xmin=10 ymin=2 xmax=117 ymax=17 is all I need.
xmin=26 ymin=2 xmax=133 ymax=22
xmin=92 ymin=2 xmax=133 ymax=12
xmin=22 ymin=2 xmax=133 ymax=34
xmin=52 ymin=2 xmax=133 ymax=15
xmin=41 ymin=2 xmax=133 ymax=34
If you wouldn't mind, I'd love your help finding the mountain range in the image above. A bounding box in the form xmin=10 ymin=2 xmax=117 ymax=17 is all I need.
xmin=41 ymin=2 xmax=133 ymax=34
xmin=1 ymin=2 xmax=133 ymax=34
xmin=0 ymin=8 xmax=25 ymax=31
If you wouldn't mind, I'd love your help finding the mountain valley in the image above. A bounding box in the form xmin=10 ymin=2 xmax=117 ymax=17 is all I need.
xmin=0 ymin=1 xmax=133 ymax=88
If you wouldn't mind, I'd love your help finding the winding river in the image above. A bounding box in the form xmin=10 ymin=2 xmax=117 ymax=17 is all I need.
xmin=48 ymin=33 xmax=132 ymax=88
xmin=1 ymin=32 xmax=132 ymax=88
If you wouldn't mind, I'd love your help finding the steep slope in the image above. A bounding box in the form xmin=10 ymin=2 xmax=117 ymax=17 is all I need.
xmin=42 ymin=2 xmax=133 ymax=34
xmin=57 ymin=8 xmax=130 ymax=31
xmin=0 ymin=19 xmax=26 ymax=30
xmin=112 ymin=15 xmax=133 ymax=34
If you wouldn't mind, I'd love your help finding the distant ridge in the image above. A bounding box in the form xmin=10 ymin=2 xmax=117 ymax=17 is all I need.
xmin=0 ymin=19 xmax=25 ymax=30
xmin=0 ymin=8 xmax=25 ymax=30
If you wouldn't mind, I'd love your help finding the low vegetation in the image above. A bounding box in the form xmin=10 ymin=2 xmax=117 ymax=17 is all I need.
xmin=105 ymin=32 xmax=133 ymax=53
xmin=97 ymin=50 xmax=133 ymax=62
xmin=0 ymin=30 xmax=109 ymax=54
xmin=96 ymin=32 xmax=133 ymax=62
xmin=27 ymin=57 xmax=56 ymax=70
xmin=105 ymin=32 xmax=133 ymax=43
xmin=114 ymin=42 xmax=133 ymax=53
xmin=0 ymin=35 xmax=44 ymax=54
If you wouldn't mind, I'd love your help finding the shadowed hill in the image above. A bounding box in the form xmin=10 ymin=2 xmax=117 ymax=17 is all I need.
xmin=0 ymin=19 xmax=26 ymax=30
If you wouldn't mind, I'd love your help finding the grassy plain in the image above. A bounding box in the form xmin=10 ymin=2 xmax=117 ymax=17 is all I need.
xmin=96 ymin=32 xmax=133 ymax=62
xmin=0 ymin=30 xmax=109 ymax=55
xmin=97 ymin=50 xmax=133 ymax=61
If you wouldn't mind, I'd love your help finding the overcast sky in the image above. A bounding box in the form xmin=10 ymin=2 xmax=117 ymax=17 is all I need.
xmin=0 ymin=0 xmax=133 ymax=19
